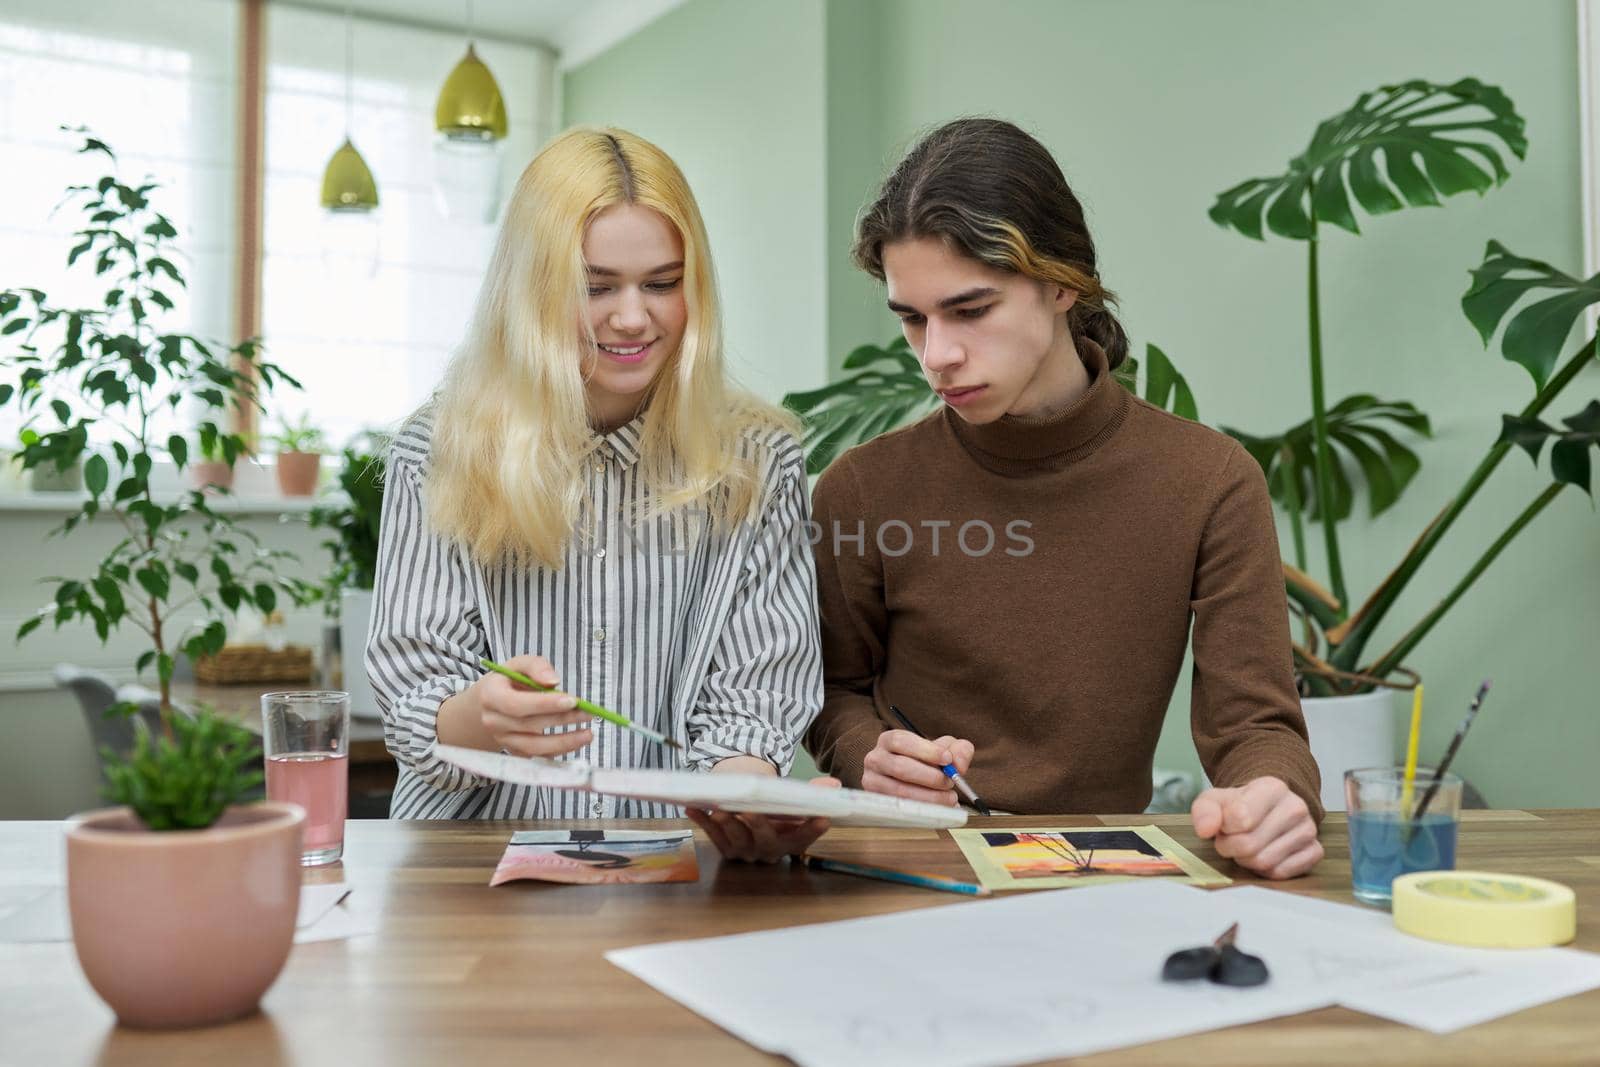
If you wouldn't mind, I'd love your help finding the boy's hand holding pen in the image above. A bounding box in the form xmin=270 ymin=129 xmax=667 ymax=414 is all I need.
xmin=859 ymin=704 xmax=992 ymax=815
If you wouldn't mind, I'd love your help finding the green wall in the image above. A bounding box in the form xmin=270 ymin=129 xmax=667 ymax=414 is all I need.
xmin=568 ymin=0 xmax=1599 ymax=807
xmin=561 ymin=0 xmax=829 ymax=403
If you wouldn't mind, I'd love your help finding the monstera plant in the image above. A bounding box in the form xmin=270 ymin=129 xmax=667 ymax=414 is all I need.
xmin=787 ymin=335 xmax=1197 ymax=476
xmin=1210 ymin=77 xmax=1598 ymax=695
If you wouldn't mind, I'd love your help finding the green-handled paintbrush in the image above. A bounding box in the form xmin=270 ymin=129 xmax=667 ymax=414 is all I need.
xmin=478 ymin=657 xmax=682 ymax=751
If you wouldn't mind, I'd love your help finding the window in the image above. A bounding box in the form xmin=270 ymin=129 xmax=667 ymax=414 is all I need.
xmin=259 ymin=6 xmax=554 ymax=450
xmin=1 ymin=0 xmax=556 ymax=467
xmin=0 ymin=0 xmax=240 ymax=455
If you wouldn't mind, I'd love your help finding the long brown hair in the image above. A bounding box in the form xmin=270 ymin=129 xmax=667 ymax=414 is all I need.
xmin=853 ymin=117 xmax=1129 ymax=369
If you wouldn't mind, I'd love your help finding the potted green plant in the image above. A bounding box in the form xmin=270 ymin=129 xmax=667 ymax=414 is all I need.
xmin=1209 ymin=77 xmax=1599 ymax=807
xmin=1 ymin=131 xmax=315 ymax=1026
xmin=308 ymin=440 xmax=386 ymax=715
xmin=67 ymin=712 xmax=303 ymax=1028
xmin=24 ymin=435 xmax=83 ymax=491
xmin=269 ymin=412 xmax=329 ymax=497
xmin=188 ymin=423 xmax=246 ymax=494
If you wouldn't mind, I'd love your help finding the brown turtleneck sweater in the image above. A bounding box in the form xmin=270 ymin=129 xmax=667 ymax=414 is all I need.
xmin=804 ymin=341 xmax=1323 ymax=822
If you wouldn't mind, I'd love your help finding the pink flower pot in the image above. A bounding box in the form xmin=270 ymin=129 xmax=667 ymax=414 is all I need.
xmin=275 ymin=451 xmax=322 ymax=497
xmin=66 ymin=802 xmax=304 ymax=1028
xmin=191 ymin=460 xmax=234 ymax=493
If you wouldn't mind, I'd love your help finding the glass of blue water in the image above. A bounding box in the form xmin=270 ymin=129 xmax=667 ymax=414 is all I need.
xmin=1344 ymin=767 xmax=1462 ymax=907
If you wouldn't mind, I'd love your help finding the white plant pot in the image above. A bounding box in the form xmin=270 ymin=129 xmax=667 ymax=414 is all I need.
xmin=340 ymin=588 xmax=379 ymax=721
xmin=1300 ymin=689 xmax=1400 ymax=813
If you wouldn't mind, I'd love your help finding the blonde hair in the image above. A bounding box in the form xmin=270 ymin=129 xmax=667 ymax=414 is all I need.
xmin=423 ymin=127 xmax=795 ymax=569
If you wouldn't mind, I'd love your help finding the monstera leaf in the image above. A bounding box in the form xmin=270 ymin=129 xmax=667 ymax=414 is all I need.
xmin=1225 ymin=394 xmax=1431 ymax=520
xmin=1114 ymin=343 xmax=1199 ymax=422
xmin=1462 ymin=240 xmax=1600 ymax=390
xmin=1211 ymin=78 xmax=1526 ymax=241
xmin=1498 ymin=401 xmax=1600 ymax=495
xmin=784 ymin=336 xmax=936 ymax=475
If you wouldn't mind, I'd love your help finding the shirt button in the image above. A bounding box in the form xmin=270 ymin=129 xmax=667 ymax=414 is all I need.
xmin=595 ymin=547 xmax=606 ymax=559
xmin=590 ymin=801 xmax=604 ymax=816
xmin=593 ymin=627 xmax=607 ymax=642
xmin=594 ymin=461 xmax=605 ymax=474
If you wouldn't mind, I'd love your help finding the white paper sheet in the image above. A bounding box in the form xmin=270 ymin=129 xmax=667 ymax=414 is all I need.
xmin=0 ymin=884 xmax=377 ymax=945
xmin=0 ymin=886 xmax=66 ymax=942
xmin=606 ymin=880 xmax=1600 ymax=1067
xmin=1218 ymin=885 xmax=1600 ymax=1033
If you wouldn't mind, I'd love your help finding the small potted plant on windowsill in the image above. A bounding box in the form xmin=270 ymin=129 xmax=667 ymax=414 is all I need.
xmin=27 ymin=452 xmax=83 ymax=492
xmin=190 ymin=424 xmax=243 ymax=494
xmin=270 ymin=413 xmax=328 ymax=497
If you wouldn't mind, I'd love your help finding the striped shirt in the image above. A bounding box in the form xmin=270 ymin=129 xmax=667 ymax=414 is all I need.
xmin=367 ymin=409 xmax=823 ymax=820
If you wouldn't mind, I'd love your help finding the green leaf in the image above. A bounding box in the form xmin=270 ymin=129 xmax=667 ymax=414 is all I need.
xmin=134 ymin=566 xmax=169 ymax=601
xmin=1550 ymin=439 xmax=1591 ymax=493
xmin=1224 ymin=393 xmax=1433 ymax=520
xmin=1138 ymin=343 xmax=1200 ymax=421
xmin=91 ymin=575 xmax=125 ymax=619
xmin=16 ymin=616 xmax=43 ymax=641
xmin=1499 ymin=400 xmax=1600 ymax=495
xmin=1497 ymin=413 xmax=1555 ymax=461
xmin=253 ymin=583 xmax=277 ymax=613
xmin=83 ymin=453 xmax=108 ymax=496
xmin=784 ymin=338 xmax=940 ymax=474
xmin=167 ymin=434 xmax=188 ymax=469
xmin=1211 ymin=78 xmax=1525 ymax=241
xmin=1462 ymin=241 xmax=1600 ymax=389
xmin=202 ymin=620 xmax=227 ymax=656
xmin=79 ymin=136 xmax=115 ymax=161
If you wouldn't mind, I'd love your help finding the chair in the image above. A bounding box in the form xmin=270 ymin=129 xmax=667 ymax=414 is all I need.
xmin=54 ymin=663 xmax=164 ymax=774
xmin=55 ymin=665 xmax=263 ymax=801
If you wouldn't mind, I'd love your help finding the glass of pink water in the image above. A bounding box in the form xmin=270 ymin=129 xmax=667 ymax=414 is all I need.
xmin=262 ymin=691 xmax=350 ymax=865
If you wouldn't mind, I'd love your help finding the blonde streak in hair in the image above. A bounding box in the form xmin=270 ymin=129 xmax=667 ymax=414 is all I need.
xmin=978 ymin=217 xmax=1119 ymax=318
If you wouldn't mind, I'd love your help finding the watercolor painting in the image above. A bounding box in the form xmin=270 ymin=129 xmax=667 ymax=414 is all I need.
xmin=950 ymin=825 xmax=1231 ymax=891
xmin=980 ymin=830 xmax=1184 ymax=879
xmin=490 ymin=829 xmax=700 ymax=886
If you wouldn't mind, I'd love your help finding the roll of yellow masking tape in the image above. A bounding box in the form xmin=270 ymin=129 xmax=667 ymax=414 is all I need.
xmin=1392 ymin=871 xmax=1576 ymax=948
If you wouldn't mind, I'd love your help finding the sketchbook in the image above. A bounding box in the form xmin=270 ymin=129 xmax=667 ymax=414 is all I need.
xmin=434 ymin=744 xmax=970 ymax=829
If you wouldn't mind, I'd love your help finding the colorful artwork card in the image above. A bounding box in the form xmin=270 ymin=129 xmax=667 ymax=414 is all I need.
xmin=490 ymin=829 xmax=700 ymax=886
xmin=950 ymin=824 xmax=1230 ymax=891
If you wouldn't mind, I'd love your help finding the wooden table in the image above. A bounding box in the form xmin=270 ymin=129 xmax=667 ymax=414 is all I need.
xmin=3 ymin=810 xmax=1597 ymax=1066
